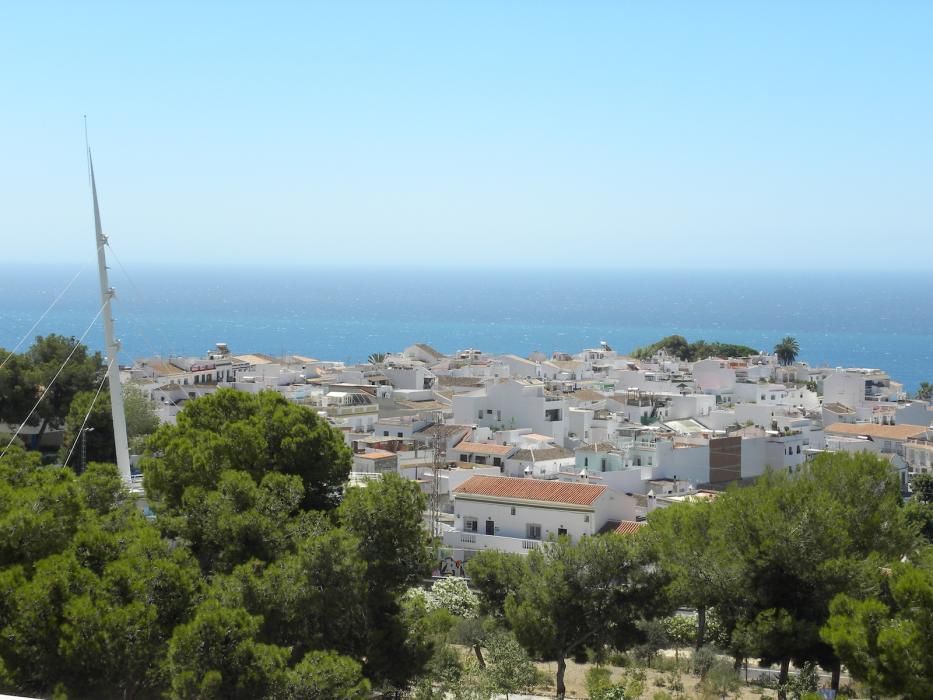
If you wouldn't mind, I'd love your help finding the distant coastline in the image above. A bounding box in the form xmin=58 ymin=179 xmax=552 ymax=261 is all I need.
xmin=2 ymin=265 xmax=931 ymax=392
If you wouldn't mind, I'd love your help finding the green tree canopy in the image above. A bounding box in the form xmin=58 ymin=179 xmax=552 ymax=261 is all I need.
xmin=470 ymin=533 xmax=669 ymax=699
xmin=26 ymin=334 xmax=104 ymax=439
xmin=631 ymin=335 xmax=759 ymax=362
xmin=142 ymin=388 xmax=352 ymax=516
xmin=774 ymin=336 xmax=800 ymax=366
xmin=60 ymin=382 xmax=161 ymax=468
xmin=0 ymin=349 xmax=36 ymax=429
xmin=686 ymin=452 xmax=914 ymax=693
xmin=821 ymin=547 xmax=933 ymax=699
xmin=646 ymin=498 xmax=742 ymax=649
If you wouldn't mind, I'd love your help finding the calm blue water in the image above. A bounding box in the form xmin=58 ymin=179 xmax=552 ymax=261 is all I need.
xmin=1 ymin=264 xmax=931 ymax=392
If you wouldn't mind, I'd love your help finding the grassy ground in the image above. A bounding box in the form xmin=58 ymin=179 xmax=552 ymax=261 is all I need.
xmin=529 ymin=657 xmax=781 ymax=699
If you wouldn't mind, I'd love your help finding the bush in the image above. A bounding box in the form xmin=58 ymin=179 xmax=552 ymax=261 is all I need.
xmin=701 ymin=659 xmax=739 ymax=699
xmin=779 ymin=662 xmax=820 ymax=700
xmin=426 ymin=577 xmax=480 ymax=618
xmin=585 ymin=667 xmax=613 ymax=697
xmin=691 ymin=645 xmax=719 ymax=678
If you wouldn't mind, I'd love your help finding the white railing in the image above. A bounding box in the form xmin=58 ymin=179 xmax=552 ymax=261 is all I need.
xmin=442 ymin=530 xmax=547 ymax=555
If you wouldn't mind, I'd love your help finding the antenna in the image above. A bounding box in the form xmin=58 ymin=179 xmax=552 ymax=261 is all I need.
xmin=87 ymin=128 xmax=132 ymax=484
xmin=430 ymin=410 xmax=446 ymax=545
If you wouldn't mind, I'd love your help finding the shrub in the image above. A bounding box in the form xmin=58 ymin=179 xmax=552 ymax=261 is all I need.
xmin=691 ymin=645 xmax=719 ymax=678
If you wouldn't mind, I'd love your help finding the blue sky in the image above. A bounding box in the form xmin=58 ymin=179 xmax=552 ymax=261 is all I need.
xmin=1 ymin=2 xmax=931 ymax=268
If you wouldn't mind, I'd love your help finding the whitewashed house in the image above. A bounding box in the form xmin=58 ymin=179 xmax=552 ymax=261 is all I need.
xmin=452 ymin=378 xmax=568 ymax=443
xmin=442 ymin=475 xmax=633 ymax=558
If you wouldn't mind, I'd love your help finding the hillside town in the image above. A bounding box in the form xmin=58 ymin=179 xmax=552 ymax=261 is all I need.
xmin=124 ymin=339 xmax=933 ymax=568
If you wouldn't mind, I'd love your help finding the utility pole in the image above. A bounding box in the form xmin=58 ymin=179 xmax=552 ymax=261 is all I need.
xmin=430 ymin=410 xmax=446 ymax=543
xmin=80 ymin=426 xmax=95 ymax=474
xmin=87 ymin=141 xmax=131 ymax=484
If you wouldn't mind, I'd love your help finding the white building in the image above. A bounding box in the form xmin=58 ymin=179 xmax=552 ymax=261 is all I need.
xmin=452 ymin=378 xmax=567 ymax=443
xmin=442 ymin=475 xmax=633 ymax=558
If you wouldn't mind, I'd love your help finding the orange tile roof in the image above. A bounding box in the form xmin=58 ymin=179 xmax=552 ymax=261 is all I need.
xmin=454 ymin=475 xmax=606 ymax=506
xmin=454 ymin=441 xmax=515 ymax=456
xmin=824 ymin=423 xmax=927 ymax=441
xmin=356 ymin=450 xmax=397 ymax=460
xmin=614 ymin=521 xmax=647 ymax=535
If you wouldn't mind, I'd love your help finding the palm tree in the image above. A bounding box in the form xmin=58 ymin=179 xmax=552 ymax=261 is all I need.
xmin=917 ymin=382 xmax=933 ymax=401
xmin=774 ymin=336 xmax=799 ymax=366
xmin=367 ymin=352 xmax=386 ymax=366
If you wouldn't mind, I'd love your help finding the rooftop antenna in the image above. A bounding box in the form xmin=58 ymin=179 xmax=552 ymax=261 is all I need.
xmin=86 ymin=119 xmax=131 ymax=483
xmin=430 ymin=409 xmax=446 ymax=544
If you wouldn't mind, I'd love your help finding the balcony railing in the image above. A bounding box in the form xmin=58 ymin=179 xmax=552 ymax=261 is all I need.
xmin=442 ymin=530 xmax=547 ymax=555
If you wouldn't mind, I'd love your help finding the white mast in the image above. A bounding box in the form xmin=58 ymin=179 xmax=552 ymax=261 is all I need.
xmin=88 ymin=146 xmax=132 ymax=483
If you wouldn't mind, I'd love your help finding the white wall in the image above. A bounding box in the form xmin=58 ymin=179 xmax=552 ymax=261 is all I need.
xmin=823 ymin=373 xmax=864 ymax=409
xmin=454 ymin=496 xmax=596 ymax=541
xmin=693 ymin=359 xmax=736 ymax=392
xmin=654 ymin=441 xmax=711 ymax=484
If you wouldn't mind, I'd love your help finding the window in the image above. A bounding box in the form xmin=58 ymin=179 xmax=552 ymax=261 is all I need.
xmin=496 ymin=410 xmax=501 ymax=421
xmin=584 ymin=457 xmax=588 ymax=467
xmin=493 ymin=457 xmax=501 ymax=467
xmin=510 ymin=506 xmax=516 ymax=515
xmin=526 ymin=523 xmax=542 ymax=540
xmin=478 ymin=410 xmax=483 ymax=420
xmin=397 ymin=432 xmax=403 ymax=438
xmin=464 ymin=517 xmax=478 ymax=533
xmin=601 ymin=458 xmax=607 ymax=470
xmin=383 ymin=431 xmax=389 ymax=437
xmin=486 ymin=409 xmax=493 ymax=415
xmin=583 ymin=515 xmax=590 ymax=523
xmin=557 ymin=527 xmax=568 ymax=536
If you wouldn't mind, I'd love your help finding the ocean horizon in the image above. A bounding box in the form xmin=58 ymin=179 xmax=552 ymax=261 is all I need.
xmin=2 ymin=264 xmax=931 ymax=393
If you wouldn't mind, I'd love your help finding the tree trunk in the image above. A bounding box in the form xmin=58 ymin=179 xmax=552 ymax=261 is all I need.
xmin=778 ymin=658 xmax=790 ymax=700
xmin=472 ymin=643 xmax=486 ymax=669
xmin=696 ymin=606 xmax=707 ymax=649
xmin=556 ymin=656 xmax=567 ymax=700
xmin=831 ymin=660 xmax=841 ymax=691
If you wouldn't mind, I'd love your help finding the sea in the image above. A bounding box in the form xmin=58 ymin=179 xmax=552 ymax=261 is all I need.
xmin=1 ymin=264 xmax=931 ymax=393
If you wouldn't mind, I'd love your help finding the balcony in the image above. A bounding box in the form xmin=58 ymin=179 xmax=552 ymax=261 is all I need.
xmin=322 ymin=404 xmax=379 ymax=416
xmin=442 ymin=530 xmax=547 ymax=555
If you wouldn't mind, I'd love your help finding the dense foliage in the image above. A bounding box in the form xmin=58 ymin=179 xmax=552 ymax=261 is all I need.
xmin=0 ymin=335 xmax=104 ymax=444
xmin=0 ymin=389 xmax=433 ymax=699
xmin=3 ymin=372 xmax=931 ymax=699
xmin=647 ymin=451 xmax=925 ymax=697
xmin=630 ymin=335 xmax=759 ymax=362
xmin=774 ymin=336 xmax=801 ymax=366
xmin=469 ymin=533 xmax=669 ymax=698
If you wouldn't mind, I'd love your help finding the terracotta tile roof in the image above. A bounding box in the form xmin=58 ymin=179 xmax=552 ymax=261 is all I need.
xmin=356 ymin=450 xmax=397 ymax=460
xmin=614 ymin=520 xmax=647 ymax=536
xmin=454 ymin=475 xmax=606 ymax=506
xmin=510 ymin=447 xmax=574 ymax=462
xmin=824 ymin=423 xmax=928 ymax=441
xmin=571 ymin=389 xmax=607 ymax=402
xmin=454 ymin=441 xmax=515 ymax=456
xmin=415 ymin=424 xmax=472 ymax=438
xmin=578 ymin=441 xmax=619 ymax=453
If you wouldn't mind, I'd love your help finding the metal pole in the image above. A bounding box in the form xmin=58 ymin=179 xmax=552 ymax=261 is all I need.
xmin=88 ymin=149 xmax=131 ymax=483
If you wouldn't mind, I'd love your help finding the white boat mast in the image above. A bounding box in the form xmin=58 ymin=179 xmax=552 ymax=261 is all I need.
xmin=87 ymin=147 xmax=131 ymax=483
